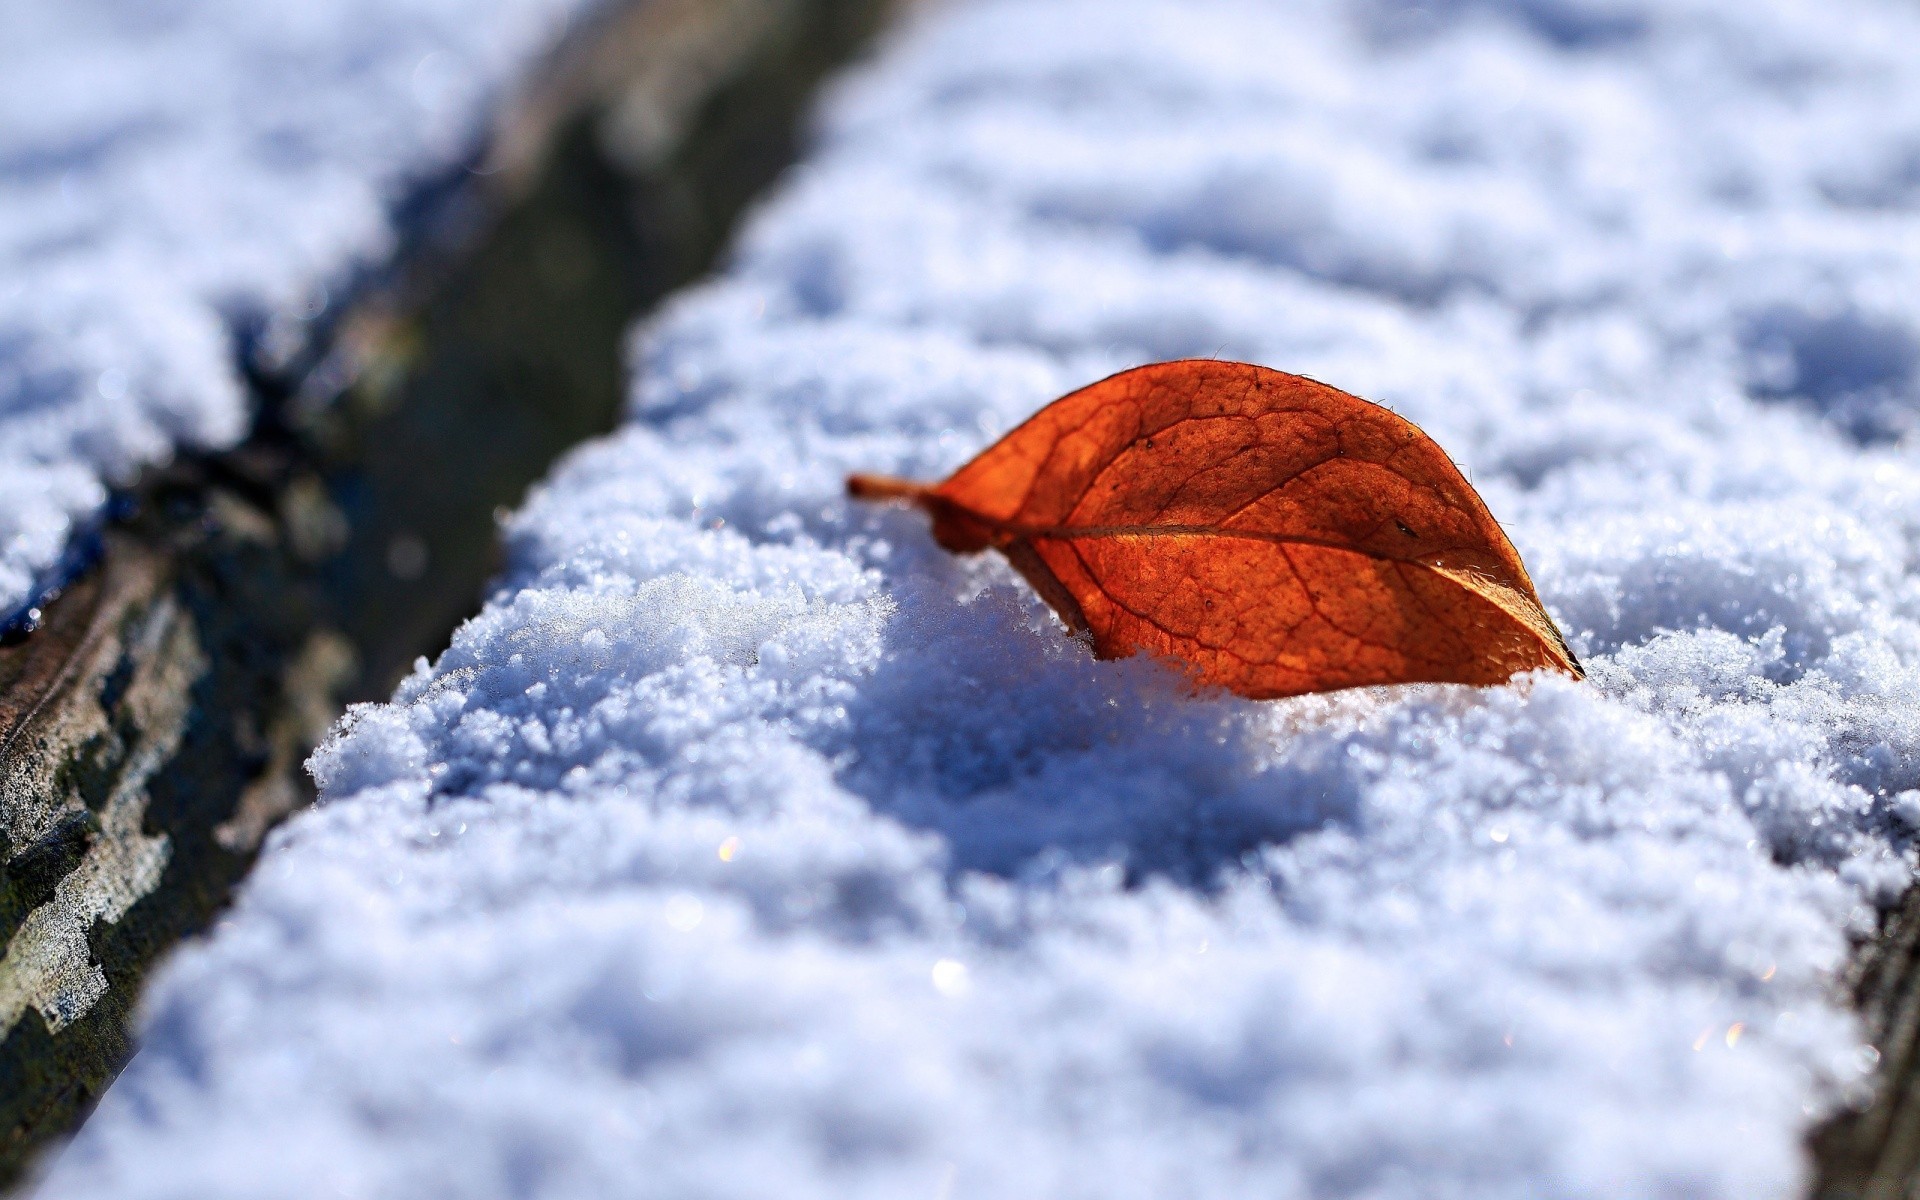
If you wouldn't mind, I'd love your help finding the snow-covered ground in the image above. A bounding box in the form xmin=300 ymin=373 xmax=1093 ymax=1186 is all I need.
xmin=0 ymin=0 xmax=589 ymax=623
xmin=46 ymin=0 xmax=1920 ymax=1196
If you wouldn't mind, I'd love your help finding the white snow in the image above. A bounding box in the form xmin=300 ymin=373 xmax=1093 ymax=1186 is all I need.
xmin=44 ymin=0 xmax=1920 ymax=1196
xmin=0 ymin=0 xmax=591 ymax=621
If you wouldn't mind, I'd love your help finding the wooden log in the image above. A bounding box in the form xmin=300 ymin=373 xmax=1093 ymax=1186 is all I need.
xmin=1811 ymin=888 xmax=1920 ymax=1199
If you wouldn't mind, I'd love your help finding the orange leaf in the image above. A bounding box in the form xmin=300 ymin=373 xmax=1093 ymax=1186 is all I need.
xmin=849 ymin=360 xmax=1582 ymax=699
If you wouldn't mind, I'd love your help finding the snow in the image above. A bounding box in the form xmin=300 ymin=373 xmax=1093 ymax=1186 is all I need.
xmin=0 ymin=0 xmax=591 ymax=623
xmin=43 ymin=0 xmax=1920 ymax=1196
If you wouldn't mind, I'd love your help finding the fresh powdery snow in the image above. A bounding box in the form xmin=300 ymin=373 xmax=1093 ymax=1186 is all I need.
xmin=0 ymin=0 xmax=590 ymax=623
xmin=45 ymin=0 xmax=1920 ymax=1196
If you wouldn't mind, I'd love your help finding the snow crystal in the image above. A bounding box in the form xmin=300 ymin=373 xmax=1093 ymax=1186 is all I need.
xmin=0 ymin=0 xmax=590 ymax=621
xmin=46 ymin=0 xmax=1920 ymax=1196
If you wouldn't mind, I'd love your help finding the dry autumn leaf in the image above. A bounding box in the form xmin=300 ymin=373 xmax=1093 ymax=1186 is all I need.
xmin=849 ymin=360 xmax=1581 ymax=699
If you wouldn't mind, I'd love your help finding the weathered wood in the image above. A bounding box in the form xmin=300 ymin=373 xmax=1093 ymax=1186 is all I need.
xmin=1812 ymin=887 xmax=1920 ymax=1199
xmin=0 ymin=0 xmax=888 ymax=1184
xmin=0 ymin=507 xmax=345 ymax=1173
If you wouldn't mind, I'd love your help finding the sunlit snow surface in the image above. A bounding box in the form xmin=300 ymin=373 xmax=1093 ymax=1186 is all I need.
xmin=0 ymin=0 xmax=584 ymax=620
xmin=50 ymin=0 xmax=1920 ymax=1196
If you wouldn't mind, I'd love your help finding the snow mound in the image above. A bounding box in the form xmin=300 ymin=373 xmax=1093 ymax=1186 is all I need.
xmin=0 ymin=0 xmax=588 ymax=620
xmin=49 ymin=0 xmax=1920 ymax=1196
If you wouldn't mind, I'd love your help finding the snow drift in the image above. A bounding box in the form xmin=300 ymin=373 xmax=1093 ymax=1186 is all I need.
xmin=47 ymin=0 xmax=1920 ymax=1195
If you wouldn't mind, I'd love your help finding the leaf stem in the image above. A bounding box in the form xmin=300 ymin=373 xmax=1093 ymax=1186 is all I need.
xmin=846 ymin=473 xmax=931 ymax=502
